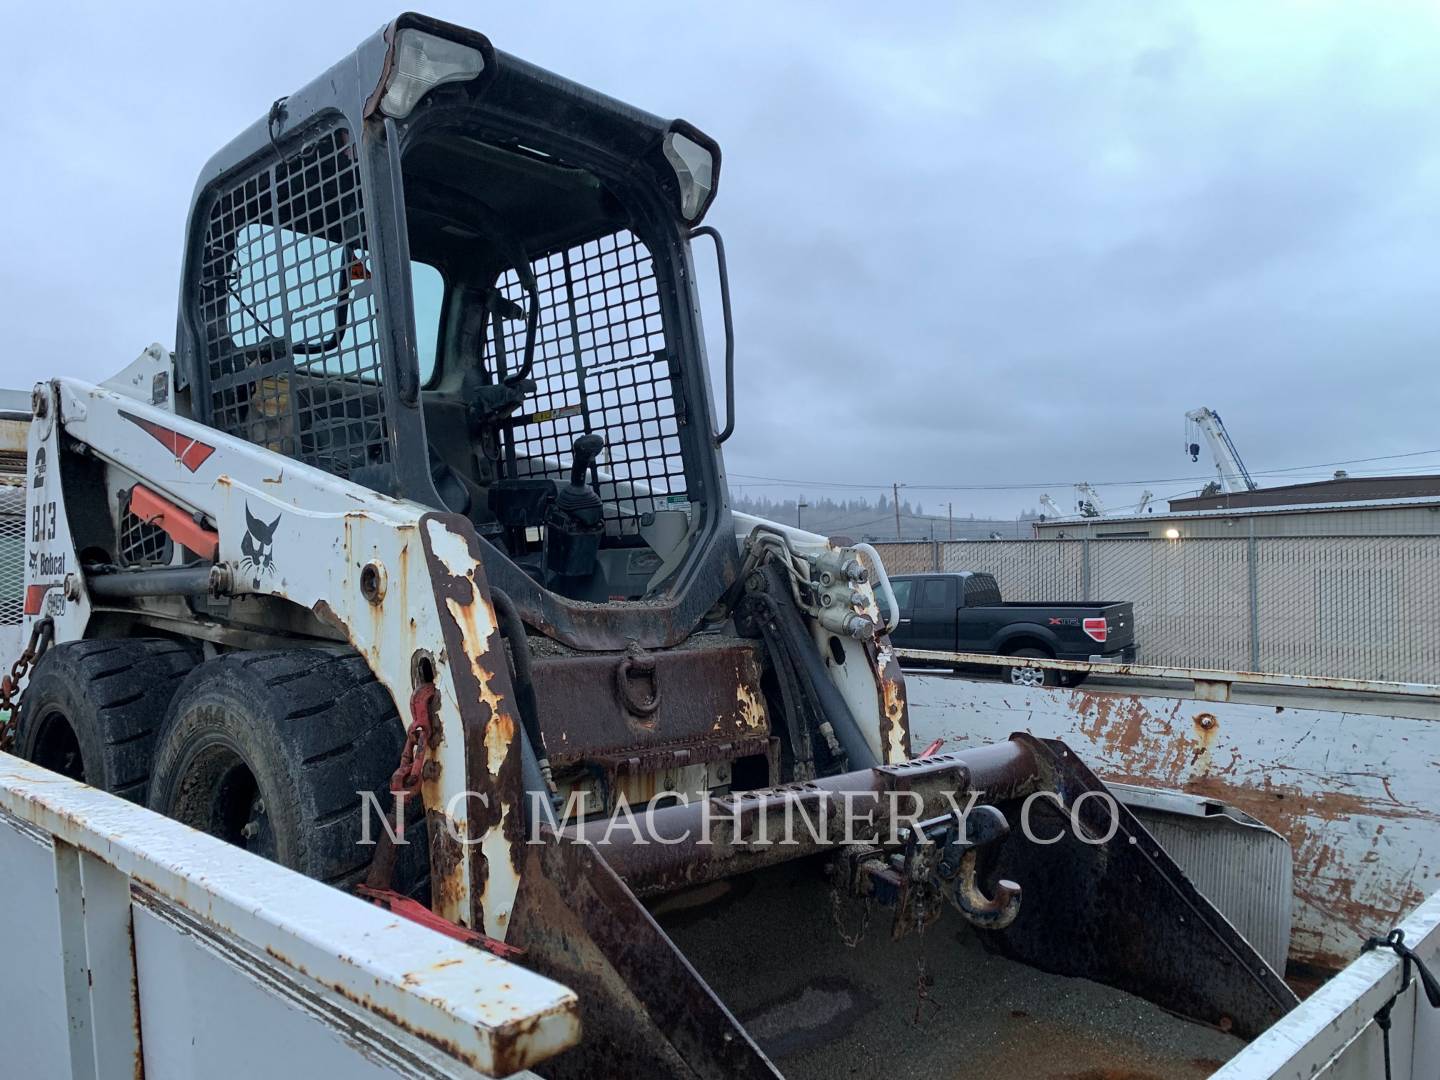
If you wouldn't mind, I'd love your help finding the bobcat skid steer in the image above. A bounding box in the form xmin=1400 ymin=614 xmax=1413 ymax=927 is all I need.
xmin=1 ymin=14 xmax=1297 ymax=1077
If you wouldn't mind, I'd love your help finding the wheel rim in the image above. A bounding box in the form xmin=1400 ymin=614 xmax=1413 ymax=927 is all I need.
xmin=168 ymin=741 xmax=276 ymax=860
xmin=1009 ymin=664 xmax=1045 ymax=688
xmin=31 ymin=709 xmax=85 ymax=781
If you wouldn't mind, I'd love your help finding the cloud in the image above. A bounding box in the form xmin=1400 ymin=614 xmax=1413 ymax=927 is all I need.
xmin=5 ymin=0 xmax=1438 ymax=516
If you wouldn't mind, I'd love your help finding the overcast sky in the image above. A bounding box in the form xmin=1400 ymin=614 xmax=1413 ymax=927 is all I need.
xmin=4 ymin=1 xmax=1437 ymax=518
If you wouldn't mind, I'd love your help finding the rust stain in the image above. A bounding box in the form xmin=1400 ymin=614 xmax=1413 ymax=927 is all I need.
xmin=421 ymin=513 xmax=528 ymax=939
xmin=427 ymin=808 xmax=466 ymax=922
xmin=259 ymin=940 xmax=578 ymax=1074
xmin=871 ymin=640 xmax=912 ymax=763
xmin=1061 ymin=686 xmax=1437 ymax=973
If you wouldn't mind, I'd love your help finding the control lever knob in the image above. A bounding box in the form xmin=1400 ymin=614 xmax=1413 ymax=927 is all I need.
xmin=570 ymin=434 xmax=605 ymax=487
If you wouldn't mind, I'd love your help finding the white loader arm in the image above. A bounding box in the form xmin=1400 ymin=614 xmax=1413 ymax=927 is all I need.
xmin=26 ymin=372 xmax=528 ymax=937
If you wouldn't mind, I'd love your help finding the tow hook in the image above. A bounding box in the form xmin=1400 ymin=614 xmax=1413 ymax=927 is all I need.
xmin=834 ymin=804 xmax=1022 ymax=939
xmin=937 ymin=805 xmax=1023 ymax=930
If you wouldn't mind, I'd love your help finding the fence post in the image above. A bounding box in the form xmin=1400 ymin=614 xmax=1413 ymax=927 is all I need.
xmin=1247 ymin=525 xmax=1260 ymax=671
xmin=1081 ymin=538 xmax=1091 ymax=602
xmin=932 ymin=540 xmax=941 ymax=572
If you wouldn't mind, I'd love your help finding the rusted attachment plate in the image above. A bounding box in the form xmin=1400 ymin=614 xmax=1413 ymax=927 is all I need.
xmin=535 ymin=641 xmax=769 ymax=768
xmin=508 ymin=827 xmax=781 ymax=1079
xmin=990 ymin=734 xmax=1300 ymax=1039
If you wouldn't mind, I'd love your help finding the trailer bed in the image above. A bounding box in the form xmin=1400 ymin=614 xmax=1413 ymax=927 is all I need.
xmin=659 ymin=858 xmax=1244 ymax=1079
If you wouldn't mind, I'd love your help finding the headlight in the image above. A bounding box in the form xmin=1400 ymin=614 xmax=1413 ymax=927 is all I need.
xmin=663 ymin=130 xmax=715 ymax=222
xmin=379 ymin=29 xmax=486 ymax=119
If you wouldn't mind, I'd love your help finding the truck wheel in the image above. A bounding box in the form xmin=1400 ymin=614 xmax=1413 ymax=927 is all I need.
xmin=147 ymin=650 xmax=428 ymax=896
xmin=16 ymin=639 xmax=199 ymax=802
xmin=1001 ymin=647 xmax=1053 ymax=689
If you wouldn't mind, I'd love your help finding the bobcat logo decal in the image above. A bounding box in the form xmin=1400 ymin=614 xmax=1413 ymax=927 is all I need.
xmin=240 ymin=504 xmax=282 ymax=588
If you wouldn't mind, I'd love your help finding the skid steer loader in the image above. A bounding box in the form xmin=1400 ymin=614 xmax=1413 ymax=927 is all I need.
xmin=1 ymin=14 xmax=1298 ymax=1076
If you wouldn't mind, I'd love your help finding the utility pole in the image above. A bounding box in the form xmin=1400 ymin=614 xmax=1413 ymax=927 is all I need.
xmin=893 ymin=482 xmax=904 ymax=540
xmin=796 ymin=496 xmax=808 ymax=530
xmin=948 ymin=502 xmax=953 ymax=540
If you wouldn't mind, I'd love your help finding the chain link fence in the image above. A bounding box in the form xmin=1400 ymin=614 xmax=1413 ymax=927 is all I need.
xmin=872 ymin=535 xmax=1440 ymax=682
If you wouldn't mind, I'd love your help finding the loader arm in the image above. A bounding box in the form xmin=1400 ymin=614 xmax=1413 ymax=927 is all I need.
xmin=29 ymin=373 xmax=521 ymax=932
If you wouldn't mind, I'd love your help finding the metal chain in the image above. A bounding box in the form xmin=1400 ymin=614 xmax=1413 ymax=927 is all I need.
xmin=912 ymin=925 xmax=942 ymax=1028
xmin=828 ymin=872 xmax=871 ymax=948
xmin=0 ymin=619 xmax=53 ymax=753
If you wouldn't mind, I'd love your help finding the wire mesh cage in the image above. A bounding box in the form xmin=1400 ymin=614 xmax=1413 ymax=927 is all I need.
xmin=0 ymin=482 xmax=22 ymax=626
xmin=495 ymin=229 xmax=683 ymax=534
xmin=117 ymin=495 xmax=174 ymax=568
xmin=195 ymin=125 xmax=388 ymax=481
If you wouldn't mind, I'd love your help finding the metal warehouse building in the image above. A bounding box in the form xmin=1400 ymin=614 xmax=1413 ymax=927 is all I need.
xmin=1032 ymin=474 xmax=1440 ymax=538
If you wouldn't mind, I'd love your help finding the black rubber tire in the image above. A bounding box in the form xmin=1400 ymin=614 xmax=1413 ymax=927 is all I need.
xmin=1058 ymin=670 xmax=1090 ymax=689
xmin=147 ymin=649 xmax=428 ymax=896
xmin=1001 ymin=647 xmax=1054 ymax=688
xmin=16 ymin=638 xmax=200 ymax=803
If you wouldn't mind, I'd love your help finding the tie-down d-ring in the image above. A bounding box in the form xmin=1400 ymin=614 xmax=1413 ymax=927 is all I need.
xmin=615 ymin=652 xmax=661 ymax=717
xmin=939 ymin=804 xmax=1022 ymax=930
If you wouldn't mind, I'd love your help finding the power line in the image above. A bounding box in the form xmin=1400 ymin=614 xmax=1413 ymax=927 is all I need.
xmin=728 ymin=446 xmax=1440 ymax=495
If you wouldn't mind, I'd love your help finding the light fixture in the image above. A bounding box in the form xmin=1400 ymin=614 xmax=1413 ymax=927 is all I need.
xmin=663 ymin=130 xmax=715 ymax=221
xmin=379 ymin=29 xmax=485 ymax=119
xmin=1164 ymin=528 xmax=1181 ymax=539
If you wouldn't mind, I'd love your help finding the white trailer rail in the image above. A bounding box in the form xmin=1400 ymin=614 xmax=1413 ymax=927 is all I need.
xmin=895 ymin=647 xmax=1440 ymax=702
xmin=0 ymin=752 xmax=579 ymax=1079
xmin=1218 ymin=889 xmax=1440 ymax=1079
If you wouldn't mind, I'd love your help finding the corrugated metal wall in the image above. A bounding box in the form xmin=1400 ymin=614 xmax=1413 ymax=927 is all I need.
xmin=1032 ymin=504 xmax=1440 ymax=538
xmin=872 ymin=535 xmax=1440 ymax=682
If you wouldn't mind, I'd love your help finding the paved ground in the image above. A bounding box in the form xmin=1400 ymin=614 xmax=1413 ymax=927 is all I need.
xmin=656 ymin=859 xmax=1245 ymax=1080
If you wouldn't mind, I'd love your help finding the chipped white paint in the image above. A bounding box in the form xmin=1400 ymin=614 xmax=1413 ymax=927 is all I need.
xmin=424 ymin=518 xmax=522 ymax=940
xmin=32 ymin=376 xmax=484 ymax=927
xmin=0 ymin=751 xmax=579 ymax=1078
xmin=908 ymin=672 xmax=1440 ymax=972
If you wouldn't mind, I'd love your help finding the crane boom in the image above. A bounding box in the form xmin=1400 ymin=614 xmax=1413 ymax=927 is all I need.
xmin=1185 ymin=407 xmax=1257 ymax=493
xmin=1075 ymin=482 xmax=1105 ymax=517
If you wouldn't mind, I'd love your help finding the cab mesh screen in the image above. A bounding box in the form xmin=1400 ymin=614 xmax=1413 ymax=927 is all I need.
xmin=195 ymin=126 xmax=388 ymax=480
xmin=496 ymin=229 xmax=685 ymax=534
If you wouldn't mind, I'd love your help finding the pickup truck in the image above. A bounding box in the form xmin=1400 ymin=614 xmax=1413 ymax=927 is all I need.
xmin=885 ymin=571 xmax=1136 ymax=687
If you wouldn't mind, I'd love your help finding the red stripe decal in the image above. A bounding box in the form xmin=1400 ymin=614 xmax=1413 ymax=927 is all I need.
xmin=23 ymin=584 xmax=49 ymax=616
xmin=119 ymin=412 xmax=216 ymax=473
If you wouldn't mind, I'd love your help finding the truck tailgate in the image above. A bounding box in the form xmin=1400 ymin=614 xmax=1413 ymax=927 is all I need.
xmin=1099 ymin=601 xmax=1135 ymax=652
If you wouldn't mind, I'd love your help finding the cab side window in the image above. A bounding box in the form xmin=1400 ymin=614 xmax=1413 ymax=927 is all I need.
xmin=920 ymin=578 xmax=953 ymax=607
xmin=413 ymin=261 xmax=444 ymax=386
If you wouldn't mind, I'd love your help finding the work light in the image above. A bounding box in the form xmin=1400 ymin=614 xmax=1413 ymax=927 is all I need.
xmin=379 ymin=29 xmax=486 ymax=119
xmin=663 ymin=130 xmax=715 ymax=221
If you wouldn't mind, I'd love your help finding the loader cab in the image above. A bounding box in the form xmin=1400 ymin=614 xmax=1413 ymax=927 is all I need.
xmin=175 ymin=14 xmax=736 ymax=636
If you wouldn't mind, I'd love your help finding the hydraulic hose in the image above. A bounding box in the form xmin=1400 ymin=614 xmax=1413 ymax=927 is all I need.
xmin=755 ymin=562 xmax=879 ymax=771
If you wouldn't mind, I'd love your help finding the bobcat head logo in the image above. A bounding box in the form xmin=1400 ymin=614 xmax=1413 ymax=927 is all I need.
xmin=240 ymin=504 xmax=281 ymax=587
